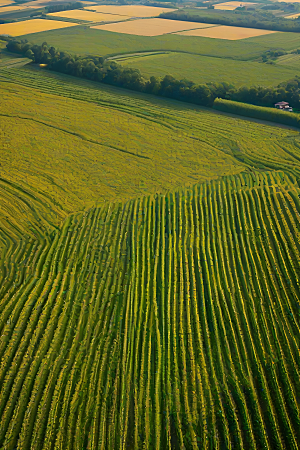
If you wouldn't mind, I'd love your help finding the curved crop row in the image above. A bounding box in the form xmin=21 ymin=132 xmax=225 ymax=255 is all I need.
xmin=0 ymin=170 xmax=300 ymax=449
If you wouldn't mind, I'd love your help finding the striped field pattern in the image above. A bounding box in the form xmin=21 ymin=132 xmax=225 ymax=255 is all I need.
xmin=0 ymin=170 xmax=300 ymax=449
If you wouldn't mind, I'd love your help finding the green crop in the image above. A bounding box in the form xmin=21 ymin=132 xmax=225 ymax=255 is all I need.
xmin=1 ymin=170 xmax=300 ymax=449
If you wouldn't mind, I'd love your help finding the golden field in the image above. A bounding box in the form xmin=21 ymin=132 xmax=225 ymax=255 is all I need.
xmin=0 ymin=19 xmax=78 ymax=36
xmin=285 ymin=12 xmax=300 ymax=18
xmin=176 ymin=25 xmax=278 ymax=40
xmin=84 ymin=4 xmax=176 ymax=17
xmin=48 ymin=10 xmax=130 ymax=22
xmin=0 ymin=4 xmax=27 ymax=11
xmin=91 ymin=18 xmax=213 ymax=36
xmin=214 ymin=1 xmax=256 ymax=9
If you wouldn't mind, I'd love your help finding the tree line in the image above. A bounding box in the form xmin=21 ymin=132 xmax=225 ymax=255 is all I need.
xmin=6 ymin=39 xmax=300 ymax=110
xmin=160 ymin=9 xmax=300 ymax=33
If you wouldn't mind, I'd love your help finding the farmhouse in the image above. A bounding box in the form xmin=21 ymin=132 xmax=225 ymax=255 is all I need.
xmin=275 ymin=101 xmax=293 ymax=111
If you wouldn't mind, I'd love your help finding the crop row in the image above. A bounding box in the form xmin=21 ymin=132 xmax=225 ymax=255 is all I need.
xmin=0 ymin=170 xmax=300 ymax=448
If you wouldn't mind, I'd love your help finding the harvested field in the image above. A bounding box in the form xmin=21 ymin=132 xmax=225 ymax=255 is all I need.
xmin=91 ymin=18 xmax=215 ymax=36
xmin=0 ymin=4 xmax=27 ymax=11
xmin=214 ymin=6 xmax=239 ymax=9
xmin=176 ymin=25 xmax=278 ymax=40
xmin=48 ymin=10 xmax=130 ymax=22
xmin=214 ymin=1 xmax=256 ymax=9
xmin=22 ymin=0 xmax=95 ymax=6
xmin=286 ymin=12 xmax=300 ymax=18
xmin=84 ymin=4 xmax=177 ymax=16
xmin=0 ymin=19 xmax=78 ymax=36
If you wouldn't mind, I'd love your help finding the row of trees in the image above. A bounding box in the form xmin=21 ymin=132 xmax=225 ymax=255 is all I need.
xmin=6 ymin=39 xmax=300 ymax=109
xmin=160 ymin=9 xmax=300 ymax=32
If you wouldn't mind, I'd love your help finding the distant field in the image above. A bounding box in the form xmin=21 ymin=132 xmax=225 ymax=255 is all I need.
xmin=119 ymin=51 xmax=298 ymax=86
xmin=0 ymin=19 xmax=78 ymax=36
xmin=276 ymin=52 xmax=300 ymax=68
xmin=48 ymin=10 xmax=130 ymax=22
xmin=176 ymin=25 xmax=278 ymax=40
xmin=0 ymin=4 xmax=27 ymax=12
xmin=19 ymin=25 xmax=300 ymax=61
xmin=92 ymin=18 xmax=216 ymax=36
xmin=84 ymin=4 xmax=177 ymax=16
xmin=213 ymin=1 xmax=257 ymax=9
xmin=286 ymin=12 xmax=300 ymax=19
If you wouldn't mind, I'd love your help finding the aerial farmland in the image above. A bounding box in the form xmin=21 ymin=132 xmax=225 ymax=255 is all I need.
xmin=1 ymin=0 xmax=300 ymax=448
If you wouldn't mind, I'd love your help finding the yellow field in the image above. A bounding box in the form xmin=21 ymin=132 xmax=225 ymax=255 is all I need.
xmin=84 ymin=5 xmax=176 ymax=17
xmin=214 ymin=1 xmax=256 ymax=9
xmin=214 ymin=6 xmax=239 ymax=9
xmin=285 ymin=12 xmax=300 ymax=18
xmin=0 ymin=4 xmax=27 ymax=11
xmin=176 ymin=25 xmax=278 ymax=40
xmin=91 ymin=18 xmax=215 ymax=36
xmin=0 ymin=0 xmax=13 ymax=5
xmin=0 ymin=19 xmax=78 ymax=36
xmin=48 ymin=10 xmax=130 ymax=22
xmin=20 ymin=0 xmax=95 ymax=6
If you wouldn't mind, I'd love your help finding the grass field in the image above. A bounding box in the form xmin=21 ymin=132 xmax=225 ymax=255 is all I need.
xmin=0 ymin=19 xmax=78 ymax=36
xmin=0 ymin=75 xmax=244 ymax=211
xmin=1 ymin=45 xmax=300 ymax=449
xmin=119 ymin=51 xmax=298 ymax=86
xmin=276 ymin=52 xmax=300 ymax=69
xmin=2 ymin=64 xmax=300 ymax=208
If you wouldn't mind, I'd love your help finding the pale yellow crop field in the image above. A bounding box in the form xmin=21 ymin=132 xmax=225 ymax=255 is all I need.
xmin=0 ymin=19 xmax=78 ymax=36
xmin=48 ymin=10 xmax=130 ymax=22
xmin=84 ymin=5 xmax=176 ymax=17
xmin=0 ymin=0 xmax=14 ymax=5
xmin=214 ymin=1 xmax=256 ymax=9
xmin=22 ymin=0 xmax=95 ymax=6
xmin=214 ymin=6 xmax=239 ymax=9
xmin=285 ymin=12 xmax=300 ymax=18
xmin=0 ymin=4 xmax=27 ymax=11
xmin=91 ymin=18 xmax=213 ymax=36
xmin=176 ymin=25 xmax=278 ymax=40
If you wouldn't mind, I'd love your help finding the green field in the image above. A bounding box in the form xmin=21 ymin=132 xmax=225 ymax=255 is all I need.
xmin=1 ymin=57 xmax=300 ymax=449
xmin=3 ymin=64 xmax=300 ymax=211
xmin=276 ymin=52 xmax=300 ymax=69
xmin=118 ymin=50 xmax=298 ymax=86
xmin=1 ymin=166 xmax=300 ymax=448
